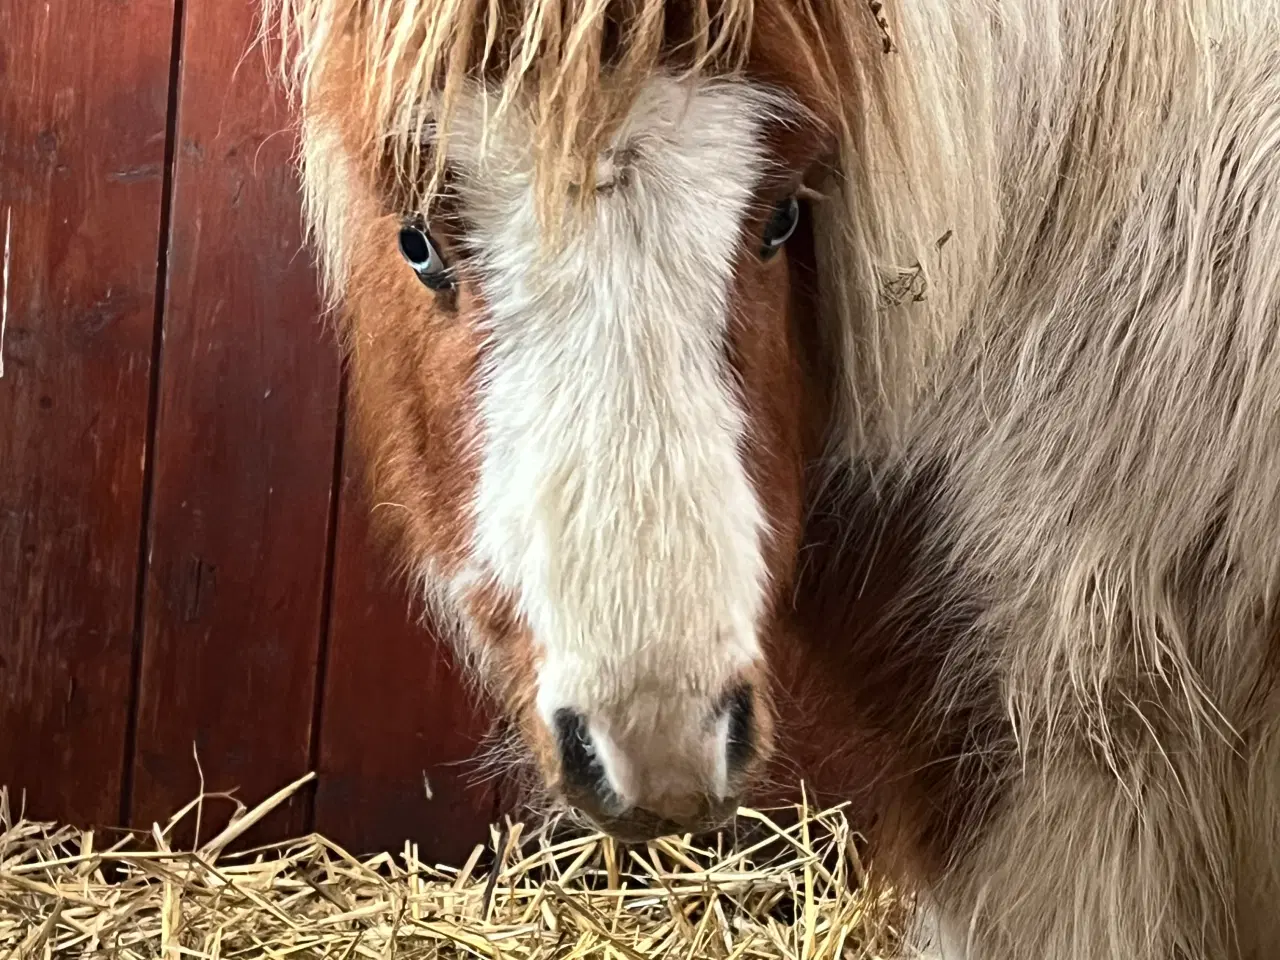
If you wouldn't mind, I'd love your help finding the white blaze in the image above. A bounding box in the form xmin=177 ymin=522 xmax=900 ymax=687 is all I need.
xmin=447 ymin=77 xmax=784 ymax=800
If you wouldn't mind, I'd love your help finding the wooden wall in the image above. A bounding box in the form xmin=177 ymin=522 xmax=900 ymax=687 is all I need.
xmin=0 ymin=0 xmax=495 ymax=864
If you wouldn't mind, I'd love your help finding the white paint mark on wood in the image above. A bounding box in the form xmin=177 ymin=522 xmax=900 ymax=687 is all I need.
xmin=1 ymin=207 xmax=11 ymax=379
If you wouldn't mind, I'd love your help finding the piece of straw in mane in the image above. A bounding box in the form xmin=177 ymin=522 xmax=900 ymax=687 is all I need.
xmin=260 ymin=0 xmax=785 ymax=228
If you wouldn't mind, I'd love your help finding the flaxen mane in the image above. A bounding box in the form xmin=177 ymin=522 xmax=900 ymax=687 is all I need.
xmin=263 ymin=0 xmax=1280 ymax=956
xmin=258 ymin=0 xmax=972 ymax=420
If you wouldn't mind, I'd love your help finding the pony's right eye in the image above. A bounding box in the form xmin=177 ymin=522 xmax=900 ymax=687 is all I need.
xmin=398 ymin=223 xmax=454 ymax=291
xmin=760 ymin=196 xmax=800 ymax=260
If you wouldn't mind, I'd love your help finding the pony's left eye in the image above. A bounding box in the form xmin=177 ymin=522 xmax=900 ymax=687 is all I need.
xmin=398 ymin=222 xmax=454 ymax=291
xmin=760 ymin=196 xmax=800 ymax=259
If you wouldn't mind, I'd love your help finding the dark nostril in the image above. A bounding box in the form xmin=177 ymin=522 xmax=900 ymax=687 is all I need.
xmin=553 ymin=708 xmax=597 ymax=788
xmin=553 ymin=708 xmax=620 ymax=812
xmin=724 ymin=684 xmax=755 ymax=773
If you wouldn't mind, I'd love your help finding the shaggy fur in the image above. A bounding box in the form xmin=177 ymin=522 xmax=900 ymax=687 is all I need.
xmin=885 ymin=5 xmax=1280 ymax=957
xmin=263 ymin=0 xmax=1280 ymax=956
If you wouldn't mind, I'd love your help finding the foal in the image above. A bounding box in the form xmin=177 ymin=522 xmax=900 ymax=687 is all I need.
xmin=266 ymin=0 xmax=1280 ymax=956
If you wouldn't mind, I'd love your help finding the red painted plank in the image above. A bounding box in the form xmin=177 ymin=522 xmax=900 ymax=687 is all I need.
xmin=0 ymin=0 xmax=175 ymax=826
xmin=128 ymin=1 xmax=341 ymax=844
xmin=314 ymin=452 xmax=497 ymax=862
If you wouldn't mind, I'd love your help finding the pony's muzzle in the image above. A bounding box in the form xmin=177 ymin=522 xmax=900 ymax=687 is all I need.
xmin=551 ymin=688 xmax=757 ymax=840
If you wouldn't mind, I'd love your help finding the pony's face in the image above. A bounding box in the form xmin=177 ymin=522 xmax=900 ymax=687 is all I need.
xmin=332 ymin=75 xmax=830 ymax=840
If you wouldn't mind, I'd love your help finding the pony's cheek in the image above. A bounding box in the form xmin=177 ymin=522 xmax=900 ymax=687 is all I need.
xmin=740 ymin=666 xmax=779 ymax=787
xmin=460 ymin=581 xmax=540 ymax=708
xmin=723 ymin=251 xmax=814 ymax=610
xmin=517 ymin=705 xmax=562 ymax=790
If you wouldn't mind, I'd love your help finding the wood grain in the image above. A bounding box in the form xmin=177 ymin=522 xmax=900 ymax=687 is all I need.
xmin=0 ymin=0 xmax=175 ymax=826
xmin=313 ymin=451 xmax=498 ymax=861
xmin=128 ymin=0 xmax=341 ymax=845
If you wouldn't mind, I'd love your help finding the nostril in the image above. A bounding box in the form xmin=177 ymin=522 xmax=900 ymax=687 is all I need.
xmin=553 ymin=708 xmax=598 ymax=788
xmin=724 ymin=684 xmax=755 ymax=773
xmin=553 ymin=708 xmax=621 ymax=812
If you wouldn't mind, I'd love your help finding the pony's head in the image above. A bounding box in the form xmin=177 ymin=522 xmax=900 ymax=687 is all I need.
xmin=266 ymin=0 xmax=907 ymax=840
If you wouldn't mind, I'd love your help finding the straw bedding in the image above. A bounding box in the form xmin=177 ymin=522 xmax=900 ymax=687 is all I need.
xmin=0 ymin=772 xmax=907 ymax=959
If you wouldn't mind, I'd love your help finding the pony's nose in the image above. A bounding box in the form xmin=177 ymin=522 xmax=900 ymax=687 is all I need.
xmin=551 ymin=692 xmax=755 ymax=839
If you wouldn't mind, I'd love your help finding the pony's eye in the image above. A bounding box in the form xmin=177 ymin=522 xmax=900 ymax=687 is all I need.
xmin=760 ymin=196 xmax=800 ymax=259
xmin=398 ymin=223 xmax=454 ymax=291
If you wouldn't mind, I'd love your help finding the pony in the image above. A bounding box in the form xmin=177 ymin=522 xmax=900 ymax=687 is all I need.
xmin=262 ymin=0 xmax=1280 ymax=955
